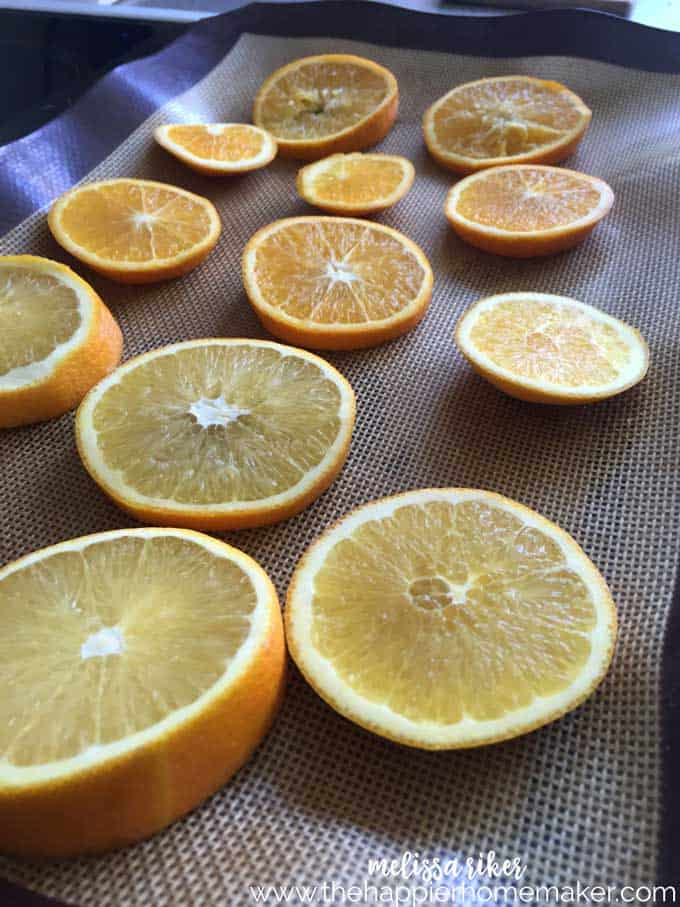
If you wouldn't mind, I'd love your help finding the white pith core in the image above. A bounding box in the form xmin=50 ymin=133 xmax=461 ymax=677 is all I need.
xmin=80 ymin=626 xmax=125 ymax=660
xmin=324 ymin=261 xmax=359 ymax=286
xmin=189 ymin=395 xmax=251 ymax=428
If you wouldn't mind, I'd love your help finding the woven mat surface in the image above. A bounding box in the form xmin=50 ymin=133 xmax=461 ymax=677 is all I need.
xmin=1 ymin=31 xmax=680 ymax=904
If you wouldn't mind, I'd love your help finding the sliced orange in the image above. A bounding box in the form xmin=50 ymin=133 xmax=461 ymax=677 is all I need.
xmin=48 ymin=178 xmax=221 ymax=284
xmin=253 ymin=54 xmax=398 ymax=160
xmin=242 ymin=216 xmax=433 ymax=349
xmin=0 ymin=527 xmax=284 ymax=856
xmin=296 ymin=152 xmax=415 ymax=215
xmin=154 ymin=123 xmax=277 ymax=175
xmin=445 ymin=165 xmax=614 ymax=257
xmin=76 ymin=339 xmax=355 ymax=530
xmin=424 ymin=75 xmax=591 ymax=174
xmin=286 ymin=489 xmax=617 ymax=750
xmin=455 ymin=292 xmax=649 ymax=404
xmin=0 ymin=255 xmax=122 ymax=428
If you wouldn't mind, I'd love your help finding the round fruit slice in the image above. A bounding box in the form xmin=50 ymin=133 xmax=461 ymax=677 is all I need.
xmin=424 ymin=76 xmax=591 ymax=174
xmin=287 ymin=489 xmax=617 ymax=750
xmin=76 ymin=339 xmax=355 ymax=530
xmin=48 ymin=178 xmax=221 ymax=284
xmin=0 ymin=527 xmax=285 ymax=856
xmin=253 ymin=54 xmax=398 ymax=160
xmin=296 ymin=152 xmax=415 ymax=215
xmin=0 ymin=255 xmax=122 ymax=428
xmin=242 ymin=216 xmax=433 ymax=349
xmin=455 ymin=292 xmax=649 ymax=404
xmin=154 ymin=123 xmax=277 ymax=175
xmin=445 ymin=165 xmax=614 ymax=257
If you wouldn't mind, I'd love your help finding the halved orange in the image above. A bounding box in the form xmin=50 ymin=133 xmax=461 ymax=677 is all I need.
xmin=286 ymin=489 xmax=617 ymax=750
xmin=455 ymin=292 xmax=649 ymax=404
xmin=48 ymin=178 xmax=221 ymax=284
xmin=424 ymin=76 xmax=591 ymax=174
xmin=0 ymin=527 xmax=284 ymax=856
xmin=154 ymin=123 xmax=277 ymax=175
xmin=242 ymin=216 xmax=433 ymax=349
xmin=445 ymin=165 xmax=614 ymax=257
xmin=296 ymin=153 xmax=415 ymax=215
xmin=0 ymin=255 xmax=122 ymax=428
xmin=253 ymin=54 xmax=398 ymax=160
xmin=76 ymin=339 xmax=355 ymax=530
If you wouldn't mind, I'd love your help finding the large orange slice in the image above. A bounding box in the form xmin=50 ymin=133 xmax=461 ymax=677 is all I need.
xmin=445 ymin=165 xmax=614 ymax=257
xmin=0 ymin=527 xmax=284 ymax=856
xmin=253 ymin=54 xmax=398 ymax=160
xmin=0 ymin=255 xmax=122 ymax=428
xmin=242 ymin=216 xmax=433 ymax=349
xmin=424 ymin=76 xmax=591 ymax=174
xmin=287 ymin=489 xmax=617 ymax=749
xmin=48 ymin=178 xmax=221 ymax=284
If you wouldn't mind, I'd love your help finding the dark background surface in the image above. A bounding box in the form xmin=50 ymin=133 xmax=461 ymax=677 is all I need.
xmin=0 ymin=11 xmax=185 ymax=147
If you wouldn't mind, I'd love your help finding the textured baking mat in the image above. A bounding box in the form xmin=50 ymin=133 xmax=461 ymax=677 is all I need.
xmin=1 ymin=21 xmax=680 ymax=907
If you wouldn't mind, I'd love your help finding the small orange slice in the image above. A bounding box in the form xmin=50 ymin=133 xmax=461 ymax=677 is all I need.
xmin=242 ymin=216 xmax=433 ymax=349
xmin=455 ymin=292 xmax=649 ymax=404
xmin=253 ymin=54 xmax=398 ymax=160
xmin=445 ymin=165 xmax=614 ymax=257
xmin=296 ymin=153 xmax=415 ymax=215
xmin=424 ymin=76 xmax=591 ymax=174
xmin=0 ymin=255 xmax=122 ymax=428
xmin=154 ymin=123 xmax=277 ymax=175
xmin=48 ymin=178 xmax=221 ymax=284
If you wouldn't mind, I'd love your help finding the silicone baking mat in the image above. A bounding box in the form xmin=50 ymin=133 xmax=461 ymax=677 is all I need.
xmin=1 ymin=3 xmax=679 ymax=903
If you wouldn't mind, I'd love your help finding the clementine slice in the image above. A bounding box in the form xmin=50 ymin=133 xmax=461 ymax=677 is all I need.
xmin=296 ymin=153 xmax=414 ymax=215
xmin=154 ymin=123 xmax=277 ymax=174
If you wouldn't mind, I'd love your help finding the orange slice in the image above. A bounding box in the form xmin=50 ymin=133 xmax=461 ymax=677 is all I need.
xmin=286 ymin=489 xmax=617 ymax=750
xmin=424 ymin=76 xmax=591 ymax=174
xmin=242 ymin=216 xmax=433 ymax=349
xmin=0 ymin=527 xmax=284 ymax=856
xmin=48 ymin=178 xmax=221 ymax=284
xmin=455 ymin=292 xmax=649 ymax=404
xmin=296 ymin=153 xmax=415 ymax=215
xmin=0 ymin=255 xmax=122 ymax=428
xmin=154 ymin=123 xmax=277 ymax=175
xmin=76 ymin=339 xmax=355 ymax=530
xmin=445 ymin=165 xmax=614 ymax=257
xmin=253 ymin=54 xmax=398 ymax=160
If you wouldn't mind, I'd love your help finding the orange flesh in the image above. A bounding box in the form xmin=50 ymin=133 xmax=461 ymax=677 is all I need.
xmin=166 ymin=125 xmax=265 ymax=162
xmin=456 ymin=169 xmax=603 ymax=231
xmin=0 ymin=534 xmax=256 ymax=765
xmin=57 ymin=183 xmax=214 ymax=262
xmin=0 ymin=267 xmax=81 ymax=377
xmin=251 ymin=221 xmax=426 ymax=323
xmin=310 ymin=499 xmax=595 ymax=723
xmin=308 ymin=156 xmax=406 ymax=204
xmin=469 ymin=298 xmax=633 ymax=386
xmin=258 ymin=61 xmax=390 ymax=140
xmin=432 ymin=78 xmax=586 ymax=160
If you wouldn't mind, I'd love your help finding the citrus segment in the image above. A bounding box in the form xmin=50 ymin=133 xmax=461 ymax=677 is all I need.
xmin=424 ymin=76 xmax=591 ymax=173
xmin=0 ymin=255 xmax=122 ymax=427
xmin=286 ymin=489 xmax=616 ymax=749
xmin=242 ymin=216 xmax=433 ymax=349
xmin=297 ymin=153 xmax=415 ymax=214
xmin=76 ymin=339 xmax=355 ymax=529
xmin=0 ymin=527 xmax=284 ymax=855
xmin=48 ymin=178 xmax=221 ymax=283
xmin=253 ymin=54 xmax=398 ymax=159
xmin=154 ymin=123 xmax=277 ymax=174
xmin=445 ymin=165 xmax=614 ymax=257
xmin=455 ymin=292 xmax=648 ymax=403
